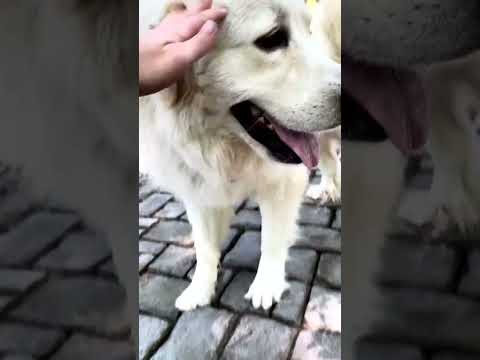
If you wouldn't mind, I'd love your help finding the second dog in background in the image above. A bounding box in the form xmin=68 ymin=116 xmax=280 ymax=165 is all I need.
xmin=307 ymin=0 xmax=341 ymax=205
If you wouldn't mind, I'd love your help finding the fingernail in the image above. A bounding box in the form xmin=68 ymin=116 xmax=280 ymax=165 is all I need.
xmin=202 ymin=20 xmax=218 ymax=35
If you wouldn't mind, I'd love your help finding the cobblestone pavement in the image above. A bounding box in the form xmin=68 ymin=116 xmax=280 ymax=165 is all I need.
xmin=357 ymin=154 xmax=480 ymax=360
xmin=0 ymin=165 xmax=133 ymax=359
xmin=138 ymin=170 xmax=342 ymax=360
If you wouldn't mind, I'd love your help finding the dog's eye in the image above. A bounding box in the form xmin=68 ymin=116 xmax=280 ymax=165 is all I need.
xmin=254 ymin=27 xmax=289 ymax=52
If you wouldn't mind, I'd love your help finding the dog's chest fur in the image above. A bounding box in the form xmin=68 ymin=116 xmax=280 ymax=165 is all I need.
xmin=139 ymin=96 xmax=277 ymax=207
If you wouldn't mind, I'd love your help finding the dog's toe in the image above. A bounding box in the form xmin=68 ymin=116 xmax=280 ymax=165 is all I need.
xmin=175 ymin=282 xmax=214 ymax=311
xmin=245 ymin=275 xmax=289 ymax=310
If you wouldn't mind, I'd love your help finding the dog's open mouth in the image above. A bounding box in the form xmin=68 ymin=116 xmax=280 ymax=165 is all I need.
xmin=342 ymin=56 xmax=428 ymax=155
xmin=231 ymin=101 xmax=319 ymax=169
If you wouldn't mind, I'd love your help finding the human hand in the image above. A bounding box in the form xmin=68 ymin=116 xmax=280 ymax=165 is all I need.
xmin=139 ymin=0 xmax=227 ymax=96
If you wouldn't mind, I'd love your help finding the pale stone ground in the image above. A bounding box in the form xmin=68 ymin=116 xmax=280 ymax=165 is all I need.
xmin=138 ymin=170 xmax=342 ymax=360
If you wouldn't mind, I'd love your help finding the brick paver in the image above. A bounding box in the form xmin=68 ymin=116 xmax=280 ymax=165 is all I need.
xmin=355 ymin=154 xmax=480 ymax=359
xmin=3 ymin=151 xmax=479 ymax=359
xmin=139 ymin=170 xmax=342 ymax=360
xmin=0 ymin=165 xmax=133 ymax=359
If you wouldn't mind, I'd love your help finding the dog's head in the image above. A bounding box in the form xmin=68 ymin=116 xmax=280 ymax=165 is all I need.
xmin=142 ymin=0 xmax=341 ymax=169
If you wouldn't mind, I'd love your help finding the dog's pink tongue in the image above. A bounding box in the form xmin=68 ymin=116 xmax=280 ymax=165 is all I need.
xmin=343 ymin=56 xmax=428 ymax=155
xmin=271 ymin=123 xmax=319 ymax=169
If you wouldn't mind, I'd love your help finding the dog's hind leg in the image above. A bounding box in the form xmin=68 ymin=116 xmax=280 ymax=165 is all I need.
xmin=175 ymin=204 xmax=233 ymax=311
xmin=245 ymin=167 xmax=308 ymax=310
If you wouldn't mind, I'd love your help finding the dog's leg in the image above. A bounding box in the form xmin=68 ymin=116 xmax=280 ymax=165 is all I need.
xmin=245 ymin=168 xmax=308 ymax=310
xmin=307 ymin=171 xmax=340 ymax=204
xmin=307 ymin=135 xmax=341 ymax=204
xmin=427 ymin=127 xmax=478 ymax=235
xmin=175 ymin=204 xmax=233 ymax=311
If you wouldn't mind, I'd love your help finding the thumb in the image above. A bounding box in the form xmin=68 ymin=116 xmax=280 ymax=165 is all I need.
xmin=176 ymin=20 xmax=219 ymax=64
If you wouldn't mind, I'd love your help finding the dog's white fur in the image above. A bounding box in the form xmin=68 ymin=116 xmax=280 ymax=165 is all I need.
xmin=307 ymin=0 xmax=341 ymax=204
xmin=139 ymin=0 xmax=341 ymax=311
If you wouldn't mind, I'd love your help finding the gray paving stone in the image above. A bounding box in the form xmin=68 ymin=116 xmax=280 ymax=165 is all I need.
xmin=304 ymin=285 xmax=341 ymax=333
xmin=98 ymin=258 xmax=116 ymax=277
xmin=223 ymin=231 xmax=260 ymax=271
xmin=332 ymin=209 xmax=341 ymax=230
xmin=378 ymin=238 xmax=458 ymax=289
xmin=244 ymin=199 xmax=259 ymax=210
xmin=0 ymin=269 xmax=45 ymax=292
xmin=317 ymin=253 xmax=341 ymax=288
xmin=139 ymin=253 xmax=155 ymax=272
xmin=139 ymin=193 xmax=172 ymax=217
xmin=139 ymin=241 xmax=166 ymax=255
xmin=143 ymin=221 xmax=192 ymax=247
xmin=0 ymin=212 xmax=79 ymax=265
xmin=0 ymin=295 xmax=13 ymax=311
xmin=286 ymin=248 xmax=318 ymax=283
xmin=459 ymin=250 xmax=480 ymax=298
xmin=139 ymin=182 xmax=158 ymax=201
xmin=219 ymin=272 xmax=268 ymax=316
xmin=221 ymin=229 xmax=241 ymax=256
xmin=11 ymin=277 xmax=128 ymax=336
xmin=0 ymin=190 xmax=35 ymax=228
xmin=408 ymin=171 xmax=433 ymax=190
xmin=235 ymin=201 xmax=246 ymax=212
xmin=433 ymin=351 xmax=480 ymax=360
xmin=139 ymin=274 xmax=189 ymax=320
xmin=154 ymin=202 xmax=185 ymax=220
xmin=291 ymin=331 xmax=341 ymax=360
xmin=295 ymin=227 xmax=341 ymax=252
xmin=2 ymin=355 xmax=36 ymax=360
xmin=36 ymin=231 xmax=111 ymax=272
xmin=139 ymin=217 xmax=158 ymax=229
xmin=272 ymin=281 xmax=308 ymax=326
xmin=50 ymin=333 xmax=133 ymax=360
xmin=148 ymin=245 xmax=196 ymax=277
xmin=231 ymin=210 xmax=261 ymax=230
xmin=152 ymin=307 xmax=234 ymax=360
xmin=187 ymin=267 xmax=234 ymax=303
xmin=222 ymin=315 xmax=296 ymax=360
xmin=139 ymin=315 xmax=170 ymax=360
xmin=373 ymin=288 xmax=480 ymax=352
xmin=298 ymin=205 xmax=331 ymax=227
xmin=355 ymin=341 xmax=424 ymax=360
xmin=0 ymin=323 xmax=64 ymax=357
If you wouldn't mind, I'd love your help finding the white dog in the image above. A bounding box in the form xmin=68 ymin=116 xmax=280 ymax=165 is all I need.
xmin=139 ymin=0 xmax=341 ymax=311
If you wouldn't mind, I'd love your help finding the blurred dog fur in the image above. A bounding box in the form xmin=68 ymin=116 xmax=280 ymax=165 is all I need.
xmin=0 ymin=0 xmax=138 ymax=352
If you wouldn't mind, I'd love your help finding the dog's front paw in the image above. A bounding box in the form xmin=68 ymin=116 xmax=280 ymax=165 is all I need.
xmin=244 ymin=269 xmax=289 ymax=310
xmin=175 ymin=279 xmax=215 ymax=311
xmin=306 ymin=180 xmax=340 ymax=204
